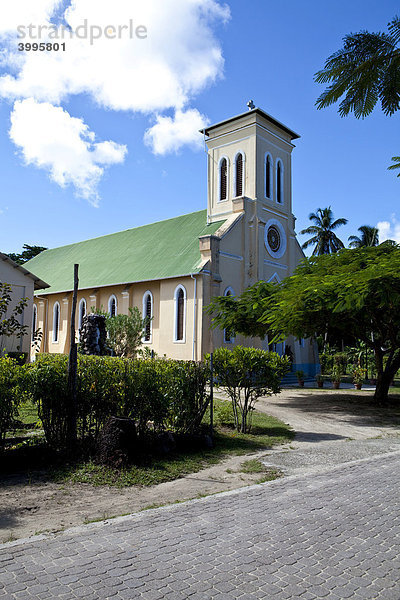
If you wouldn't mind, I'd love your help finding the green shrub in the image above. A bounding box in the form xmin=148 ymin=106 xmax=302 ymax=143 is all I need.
xmin=207 ymin=346 xmax=290 ymax=434
xmin=24 ymin=354 xmax=210 ymax=450
xmin=0 ymin=355 xmax=22 ymax=446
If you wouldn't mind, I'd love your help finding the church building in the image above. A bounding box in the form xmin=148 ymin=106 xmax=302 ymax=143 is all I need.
xmin=26 ymin=105 xmax=318 ymax=374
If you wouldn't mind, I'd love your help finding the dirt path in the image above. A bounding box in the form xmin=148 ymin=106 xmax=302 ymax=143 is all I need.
xmin=1 ymin=388 xmax=399 ymax=544
xmin=256 ymin=388 xmax=400 ymax=445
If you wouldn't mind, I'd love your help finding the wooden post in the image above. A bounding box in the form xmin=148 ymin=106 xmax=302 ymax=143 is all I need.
xmin=67 ymin=264 xmax=79 ymax=449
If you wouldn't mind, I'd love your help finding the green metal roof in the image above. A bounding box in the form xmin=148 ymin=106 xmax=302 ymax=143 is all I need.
xmin=26 ymin=210 xmax=224 ymax=295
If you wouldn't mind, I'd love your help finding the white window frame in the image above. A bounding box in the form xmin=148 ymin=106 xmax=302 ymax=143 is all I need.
xmin=52 ymin=301 xmax=60 ymax=343
xmin=108 ymin=294 xmax=117 ymax=317
xmin=218 ymin=155 xmax=229 ymax=203
xmin=223 ymin=287 xmax=235 ymax=344
xmin=264 ymin=152 xmax=273 ymax=200
xmin=32 ymin=304 xmax=37 ymax=341
xmin=142 ymin=290 xmax=153 ymax=343
xmin=78 ymin=298 xmax=87 ymax=339
xmin=173 ymin=284 xmax=187 ymax=343
xmin=276 ymin=158 xmax=284 ymax=204
xmin=233 ymin=151 xmax=245 ymax=198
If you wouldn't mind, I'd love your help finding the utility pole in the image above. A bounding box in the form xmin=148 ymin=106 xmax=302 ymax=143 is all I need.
xmin=67 ymin=263 xmax=79 ymax=450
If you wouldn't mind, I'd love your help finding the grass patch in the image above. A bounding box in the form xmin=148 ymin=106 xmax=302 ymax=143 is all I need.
xmin=17 ymin=400 xmax=39 ymax=426
xmin=240 ymin=459 xmax=265 ymax=473
xmin=4 ymin=398 xmax=293 ymax=488
xmin=255 ymin=469 xmax=282 ymax=484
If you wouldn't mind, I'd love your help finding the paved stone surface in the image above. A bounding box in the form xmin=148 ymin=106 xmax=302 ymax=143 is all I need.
xmin=1 ymin=451 xmax=400 ymax=599
xmin=262 ymin=436 xmax=400 ymax=477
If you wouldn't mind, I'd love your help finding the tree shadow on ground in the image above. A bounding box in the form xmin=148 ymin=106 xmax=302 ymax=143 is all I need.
xmin=294 ymin=432 xmax=348 ymax=443
xmin=271 ymin=391 xmax=400 ymax=429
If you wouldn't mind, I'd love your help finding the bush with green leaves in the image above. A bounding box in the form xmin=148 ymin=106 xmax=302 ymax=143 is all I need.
xmin=0 ymin=355 xmax=23 ymax=446
xmin=25 ymin=354 xmax=210 ymax=450
xmin=207 ymin=346 xmax=290 ymax=434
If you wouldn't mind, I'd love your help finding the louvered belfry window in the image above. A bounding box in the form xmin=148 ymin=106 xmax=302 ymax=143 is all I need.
xmin=265 ymin=155 xmax=271 ymax=198
xmin=235 ymin=154 xmax=243 ymax=197
xmin=220 ymin=158 xmax=227 ymax=201
xmin=277 ymin=161 xmax=282 ymax=203
xmin=177 ymin=288 xmax=184 ymax=341
xmin=144 ymin=294 xmax=152 ymax=341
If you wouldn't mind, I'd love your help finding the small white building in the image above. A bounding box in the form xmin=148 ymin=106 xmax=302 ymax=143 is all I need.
xmin=0 ymin=252 xmax=49 ymax=357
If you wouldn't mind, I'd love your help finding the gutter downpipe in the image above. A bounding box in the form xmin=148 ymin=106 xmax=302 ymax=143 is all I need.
xmin=190 ymin=273 xmax=197 ymax=361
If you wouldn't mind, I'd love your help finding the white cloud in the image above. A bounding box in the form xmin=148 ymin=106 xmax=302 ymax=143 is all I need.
xmin=377 ymin=215 xmax=400 ymax=243
xmin=0 ymin=0 xmax=61 ymax=36
xmin=144 ymin=109 xmax=209 ymax=155
xmin=0 ymin=0 xmax=229 ymax=112
xmin=9 ymin=98 xmax=127 ymax=205
xmin=0 ymin=0 xmax=229 ymax=199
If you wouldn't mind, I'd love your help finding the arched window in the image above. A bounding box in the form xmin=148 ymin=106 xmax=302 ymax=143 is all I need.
xmin=53 ymin=302 xmax=60 ymax=343
xmin=32 ymin=304 xmax=37 ymax=341
xmin=265 ymin=154 xmax=272 ymax=199
xmin=235 ymin=152 xmax=244 ymax=197
xmin=223 ymin=287 xmax=235 ymax=344
xmin=142 ymin=291 xmax=153 ymax=342
xmin=108 ymin=295 xmax=117 ymax=317
xmin=276 ymin=160 xmax=283 ymax=204
xmin=78 ymin=298 xmax=86 ymax=332
xmin=174 ymin=285 xmax=186 ymax=342
xmin=219 ymin=157 xmax=228 ymax=202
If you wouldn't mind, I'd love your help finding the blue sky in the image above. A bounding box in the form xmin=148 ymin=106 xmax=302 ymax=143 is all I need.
xmin=0 ymin=0 xmax=398 ymax=254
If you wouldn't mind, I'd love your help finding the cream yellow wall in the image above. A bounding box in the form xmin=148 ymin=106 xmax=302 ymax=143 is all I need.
xmin=34 ymin=274 xmax=204 ymax=361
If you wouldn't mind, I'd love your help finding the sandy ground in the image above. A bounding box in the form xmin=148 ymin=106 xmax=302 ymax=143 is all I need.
xmin=1 ymin=387 xmax=400 ymax=544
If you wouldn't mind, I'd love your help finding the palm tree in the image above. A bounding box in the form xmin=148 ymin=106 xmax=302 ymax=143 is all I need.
xmin=388 ymin=156 xmax=400 ymax=177
xmin=315 ymin=16 xmax=400 ymax=118
xmin=300 ymin=207 xmax=348 ymax=255
xmin=348 ymin=225 xmax=379 ymax=248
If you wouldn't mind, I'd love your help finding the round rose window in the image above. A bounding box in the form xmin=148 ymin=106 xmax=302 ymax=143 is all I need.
xmin=267 ymin=226 xmax=281 ymax=252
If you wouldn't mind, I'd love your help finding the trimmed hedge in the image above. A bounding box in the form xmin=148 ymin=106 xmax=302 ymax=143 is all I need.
xmin=25 ymin=354 xmax=210 ymax=449
xmin=0 ymin=356 xmax=23 ymax=446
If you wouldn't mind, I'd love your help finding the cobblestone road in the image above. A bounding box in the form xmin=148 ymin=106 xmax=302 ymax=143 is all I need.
xmin=1 ymin=451 xmax=400 ymax=600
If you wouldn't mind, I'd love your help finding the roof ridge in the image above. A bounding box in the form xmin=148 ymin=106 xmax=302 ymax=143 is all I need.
xmin=30 ymin=209 xmax=208 ymax=257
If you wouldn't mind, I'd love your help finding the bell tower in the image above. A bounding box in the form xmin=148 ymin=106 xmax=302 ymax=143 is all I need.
xmin=201 ymin=103 xmax=299 ymax=224
xmin=201 ymin=104 xmax=301 ymax=286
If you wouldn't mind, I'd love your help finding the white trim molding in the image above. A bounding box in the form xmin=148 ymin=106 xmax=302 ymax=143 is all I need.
xmin=142 ymin=290 xmax=153 ymax=344
xmin=264 ymin=259 xmax=288 ymax=270
xmin=219 ymin=251 xmax=243 ymax=262
xmin=267 ymin=272 xmax=282 ymax=284
xmin=233 ymin=150 xmax=246 ymax=198
xmin=264 ymin=152 xmax=273 ymax=200
xmin=52 ymin=301 xmax=60 ymax=343
xmin=173 ymin=284 xmax=187 ymax=343
xmin=217 ymin=155 xmax=229 ymax=203
xmin=276 ymin=158 xmax=284 ymax=205
xmin=78 ymin=298 xmax=87 ymax=337
xmin=108 ymin=294 xmax=117 ymax=316
xmin=32 ymin=304 xmax=37 ymax=341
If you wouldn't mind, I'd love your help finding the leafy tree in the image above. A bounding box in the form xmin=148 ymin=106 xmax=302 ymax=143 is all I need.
xmin=0 ymin=283 xmax=28 ymax=353
xmin=207 ymin=347 xmax=289 ymax=433
xmin=300 ymin=207 xmax=348 ymax=255
xmin=205 ymin=280 xmax=274 ymax=340
xmin=104 ymin=307 xmax=148 ymax=358
xmin=348 ymin=225 xmax=379 ymax=248
xmin=7 ymin=244 xmax=47 ymax=265
xmin=262 ymin=245 xmax=400 ymax=403
xmin=207 ymin=245 xmax=400 ymax=403
xmin=314 ymin=16 xmax=400 ymax=174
